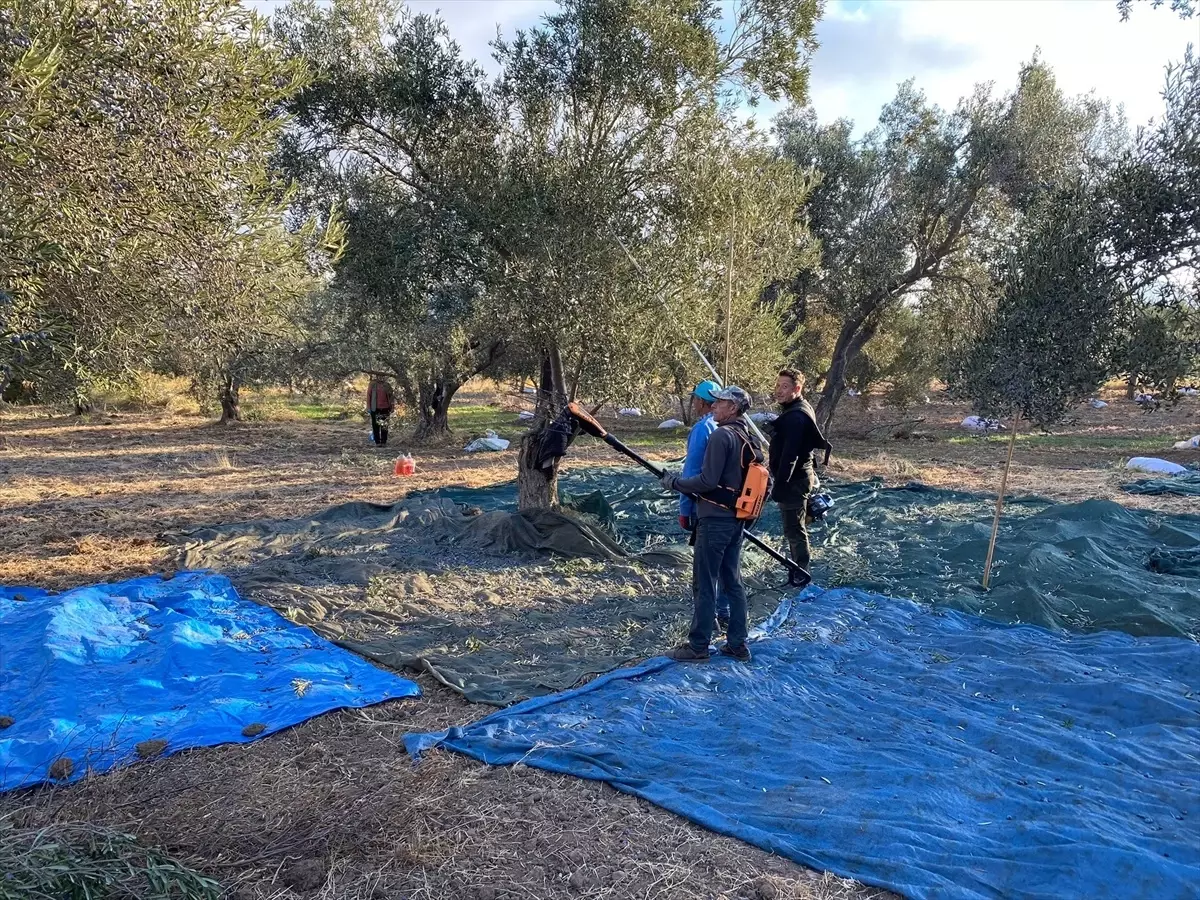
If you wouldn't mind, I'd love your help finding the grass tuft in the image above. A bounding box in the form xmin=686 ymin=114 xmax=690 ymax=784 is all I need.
xmin=0 ymin=816 xmax=220 ymax=900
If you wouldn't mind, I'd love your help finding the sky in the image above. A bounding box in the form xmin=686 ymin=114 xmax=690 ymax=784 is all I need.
xmin=248 ymin=0 xmax=1200 ymax=134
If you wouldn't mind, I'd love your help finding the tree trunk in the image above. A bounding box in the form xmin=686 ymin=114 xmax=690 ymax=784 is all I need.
xmin=671 ymin=364 xmax=693 ymax=425
xmin=1125 ymin=373 xmax=1138 ymax=400
xmin=517 ymin=344 xmax=568 ymax=510
xmin=567 ymin=349 xmax=587 ymax=402
xmin=815 ymin=318 xmax=878 ymax=433
xmin=413 ymin=372 xmax=457 ymax=442
xmin=218 ymin=373 xmax=242 ymax=423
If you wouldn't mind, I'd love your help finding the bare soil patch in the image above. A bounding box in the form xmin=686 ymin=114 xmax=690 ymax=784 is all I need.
xmin=3 ymin=680 xmax=888 ymax=900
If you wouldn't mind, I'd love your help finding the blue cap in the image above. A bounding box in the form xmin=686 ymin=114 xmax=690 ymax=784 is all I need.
xmin=693 ymin=380 xmax=720 ymax=402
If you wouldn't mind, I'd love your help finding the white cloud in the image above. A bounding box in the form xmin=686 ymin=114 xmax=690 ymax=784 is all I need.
xmin=404 ymin=0 xmax=554 ymax=72
xmin=246 ymin=0 xmax=1196 ymax=133
xmin=809 ymin=0 xmax=1199 ymax=133
xmin=246 ymin=0 xmax=555 ymax=73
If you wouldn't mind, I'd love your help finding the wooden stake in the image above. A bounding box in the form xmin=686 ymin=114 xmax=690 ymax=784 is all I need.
xmin=982 ymin=413 xmax=1020 ymax=589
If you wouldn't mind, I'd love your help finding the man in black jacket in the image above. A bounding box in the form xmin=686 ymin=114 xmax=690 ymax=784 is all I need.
xmin=767 ymin=369 xmax=831 ymax=574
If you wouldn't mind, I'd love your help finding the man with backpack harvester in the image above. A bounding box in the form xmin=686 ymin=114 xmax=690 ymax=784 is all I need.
xmin=657 ymin=385 xmax=770 ymax=662
xmin=565 ymin=372 xmax=833 ymax=665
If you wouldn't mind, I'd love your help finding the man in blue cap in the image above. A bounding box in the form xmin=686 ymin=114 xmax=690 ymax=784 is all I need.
xmin=678 ymin=380 xmax=730 ymax=632
xmin=659 ymin=385 xmax=761 ymax=663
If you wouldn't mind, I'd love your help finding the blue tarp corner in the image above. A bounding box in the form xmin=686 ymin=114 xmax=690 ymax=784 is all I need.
xmin=406 ymin=587 xmax=1200 ymax=900
xmin=1 ymin=571 xmax=419 ymax=792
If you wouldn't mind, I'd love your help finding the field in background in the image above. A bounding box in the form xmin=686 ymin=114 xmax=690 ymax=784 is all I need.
xmin=1 ymin=377 xmax=1197 ymax=899
xmin=2 ymin=375 xmax=1196 ymax=591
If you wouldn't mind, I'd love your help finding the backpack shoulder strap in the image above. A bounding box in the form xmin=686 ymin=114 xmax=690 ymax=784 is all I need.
xmin=724 ymin=424 xmax=763 ymax=468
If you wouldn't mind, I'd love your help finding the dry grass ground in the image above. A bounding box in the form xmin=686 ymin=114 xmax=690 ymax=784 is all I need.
xmin=1 ymin=380 xmax=1196 ymax=899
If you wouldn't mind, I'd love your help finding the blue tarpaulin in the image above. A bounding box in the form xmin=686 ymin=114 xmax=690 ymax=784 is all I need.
xmin=408 ymin=588 xmax=1200 ymax=900
xmin=0 ymin=572 xmax=419 ymax=792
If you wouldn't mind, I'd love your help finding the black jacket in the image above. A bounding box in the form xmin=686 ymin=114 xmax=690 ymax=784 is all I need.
xmin=767 ymin=398 xmax=831 ymax=507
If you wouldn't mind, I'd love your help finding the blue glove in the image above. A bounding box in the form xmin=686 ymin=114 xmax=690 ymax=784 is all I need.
xmin=659 ymin=470 xmax=678 ymax=492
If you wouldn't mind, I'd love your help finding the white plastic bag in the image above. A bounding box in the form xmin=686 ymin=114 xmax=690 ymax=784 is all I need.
xmin=517 ymin=410 xmax=536 ymax=422
xmin=961 ymin=416 xmax=1002 ymax=432
xmin=658 ymin=418 xmax=684 ymax=429
xmin=618 ymin=407 xmax=643 ymax=417
xmin=464 ymin=430 xmax=510 ymax=452
xmin=1126 ymin=457 xmax=1188 ymax=476
xmin=749 ymin=411 xmax=778 ymax=424
xmin=1171 ymin=435 xmax=1200 ymax=450
xmin=1088 ymin=399 xmax=1108 ymax=409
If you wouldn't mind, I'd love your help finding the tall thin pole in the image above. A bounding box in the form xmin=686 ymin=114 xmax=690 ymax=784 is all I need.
xmin=724 ymin=213 xmax=735 ymax=384
xmin=982 ymin=413 xmax=1021 ymax=589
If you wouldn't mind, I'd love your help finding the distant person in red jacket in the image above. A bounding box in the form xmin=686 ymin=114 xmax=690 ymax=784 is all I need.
xmin=366 ymin=376 xmax=395 ymax=447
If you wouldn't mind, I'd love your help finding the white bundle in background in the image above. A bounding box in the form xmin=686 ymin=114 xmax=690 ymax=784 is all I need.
xmin=658 ymin=419 xmax=684 ymax=429
xmin=464 ymin=430 xmax=510 ymax=452
xmin=618 ymin=407 xmax=643 ymax=417
xmin=1171 ymin=435 xmax=1200 ymax=450
xmin=961 ymin=416 xmax=1003 ymax=432
xmin=1126 ymin=457 xmax=1188 ymax=476
xmin=1088 ymin=399 xmax=1108 ymax=409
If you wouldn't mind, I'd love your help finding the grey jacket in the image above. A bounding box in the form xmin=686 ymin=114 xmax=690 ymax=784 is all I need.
xmin=673 ymin=418 xmax=758 ymax=519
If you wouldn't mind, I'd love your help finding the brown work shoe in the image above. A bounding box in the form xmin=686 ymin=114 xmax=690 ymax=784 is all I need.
xmin=665 ymin=644 xmax=710 ymax=661
xmin=719 ymin=642 xmax=752 ymax=663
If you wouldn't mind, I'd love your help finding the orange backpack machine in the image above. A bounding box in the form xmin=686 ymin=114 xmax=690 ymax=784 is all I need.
xmin=730 ymin=430 xmax=771 ymax=521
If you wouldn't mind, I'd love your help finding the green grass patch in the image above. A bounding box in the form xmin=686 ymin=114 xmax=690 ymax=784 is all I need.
xmin=446 ymin=403 xmax=689 ymax=449
xmin=445 ymin=404 xmax=499 ymax=427
xmin=446 ymin=404 xmax=522 ymax=438
xmin=616 ymin=431 xmax=687 ymax=452
xmin=240 ymin=392 xmax=358 ymax=422
xmin=287 ymin=401 xmax=355 ymax=420
xmin=444 ymin=402 xmax=690 ymax=455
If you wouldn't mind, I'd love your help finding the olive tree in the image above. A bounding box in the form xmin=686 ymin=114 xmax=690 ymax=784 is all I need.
xmin=1117 ymin=286 xmax=1200 ymax=399
xmin=776 ymin=60 xmax=1112 ymax=432
xmin=274 ymin=0 xmax=509 ymax=439
xmin=952 ymin=49 xmax=1200 ymax=585
xmin=0 ymin=0 xmax=314 ymax=409
xmin=485 ymin=0 xmax=820 ymax=509
xmin=277 ymin=0 xmax=822 ymax=508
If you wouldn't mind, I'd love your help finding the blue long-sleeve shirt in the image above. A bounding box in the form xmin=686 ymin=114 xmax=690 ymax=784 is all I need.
xmin=679 ymin=413 xmax=717 ymax=519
